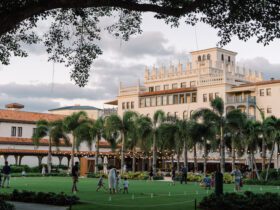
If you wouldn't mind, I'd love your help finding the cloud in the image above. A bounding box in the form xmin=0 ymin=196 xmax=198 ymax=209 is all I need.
xmin=239 ymin=57 xmax=280 ymax=80
xmin=99 ymin=31 xmax=176 ymax=59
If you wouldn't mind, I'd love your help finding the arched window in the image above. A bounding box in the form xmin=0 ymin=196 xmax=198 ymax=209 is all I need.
xmin=190 ymin=110 xmax=194 ymax=117
xmin=228 ymin=56 xmax=231 ymax=62
xmin=207 ymin=54 xmax=211 ymax=60
xmin=198 ymin=56 xmax=201 ymax=61
xmin=183 ymin=111 xmax=188 ymax=119
xmin=202 ymin=55 xmax=206 ymax=60
xmin=221 ymin=54 xmax=224 ymax=61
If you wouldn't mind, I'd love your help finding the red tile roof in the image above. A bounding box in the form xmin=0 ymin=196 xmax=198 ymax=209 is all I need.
xmin=0 ymin=109 xmax=65 ymax=124
xmin=139 ymin=87 xmax=197 ymax=97
xmin=234 ymin=79 xmax=280 ymax=88
xmin=0 ymin=137 xmax=71 ymax=147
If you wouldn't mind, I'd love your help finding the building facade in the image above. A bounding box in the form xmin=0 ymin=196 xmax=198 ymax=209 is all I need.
xmin=108 ymin=47 xmax=280 ymax=170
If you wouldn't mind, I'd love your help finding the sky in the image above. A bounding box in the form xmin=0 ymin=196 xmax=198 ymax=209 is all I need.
xmin=1 ymin=13 xmax=280 ymax=112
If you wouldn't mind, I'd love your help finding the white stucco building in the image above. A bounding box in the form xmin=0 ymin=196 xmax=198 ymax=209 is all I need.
xmin=106 ymin=47 xmax=280 ymax=170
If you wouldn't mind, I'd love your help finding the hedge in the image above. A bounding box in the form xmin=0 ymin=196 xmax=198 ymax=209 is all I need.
xmin=0 ymin=198 xmax=14 ymax=210
xmin=199 ymin=191 xmax=280 ymax=210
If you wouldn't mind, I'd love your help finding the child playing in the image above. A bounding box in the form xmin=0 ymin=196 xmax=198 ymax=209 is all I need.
xmin=116 ymin=172 xmax=122 ymax=193
xmin=123 ymin=177 xmax=129 ymax=194
xmin=96 ymin=175 xmax=106 ymax=192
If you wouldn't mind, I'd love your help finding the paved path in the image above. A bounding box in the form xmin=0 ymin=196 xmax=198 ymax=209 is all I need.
xmin=9 ymin=202 xmax=68 ymax=210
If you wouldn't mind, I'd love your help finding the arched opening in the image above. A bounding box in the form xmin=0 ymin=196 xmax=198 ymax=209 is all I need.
xmin=202 ymin=55 xmax=206 ymax=60
xmin=237 ymin=105 xmax=246 ymax=113
xmin=198 ymin=56 xmax=201 ymax=61
xmin=221 ymin=54 xmax=224 ymax=61
xmin=183 ymin=111 xmax=188 ymax=119
xmin=207 ymin=54 xmax=211 ymax=60
xmin=226 ymin=106 xmax=235 ymax=114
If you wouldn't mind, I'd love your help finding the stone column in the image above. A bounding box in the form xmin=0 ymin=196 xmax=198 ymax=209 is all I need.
xmin=14 ymin=155 xmax=19 ymax=165
xmin=19 ymin=156 xmax=23 ymax=166
xmin=3 ymin=155 xmax=8 ymax=162
xmin=58 ymin=156 xmax=63 ymax=166
xmin=67 ymin=156 xmax=71 ymax=167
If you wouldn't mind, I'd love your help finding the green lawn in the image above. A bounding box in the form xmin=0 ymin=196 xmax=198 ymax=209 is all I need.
xmin=1 ymin=177 xmax=280 ymax=210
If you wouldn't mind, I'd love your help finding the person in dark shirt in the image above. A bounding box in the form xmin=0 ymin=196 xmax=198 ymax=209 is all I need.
xmin=2 ymin=161 xmax=11 ymax=188
xmin=180 ymin=166 xmax=187 ymax=184
xmin=71 ymin=162 xmax=79 ymax=193
xmin=171 ymin=167 xmax=176 ymax=186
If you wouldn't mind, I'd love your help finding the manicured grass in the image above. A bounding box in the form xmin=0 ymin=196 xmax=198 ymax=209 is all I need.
xmin=1 ymin=177 xmax=280 ymax=210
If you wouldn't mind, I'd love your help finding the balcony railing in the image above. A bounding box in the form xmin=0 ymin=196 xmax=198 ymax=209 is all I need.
xmin=226 ymin=96 xmax=256 ymax=105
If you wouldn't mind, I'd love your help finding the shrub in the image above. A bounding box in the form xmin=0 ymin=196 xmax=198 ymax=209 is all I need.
xmin=243 ymin=179 xmax=280 ymax=186
xmin=0 ymin=190 xmax=79 ymax=206
xmin=0 ymin=198 xmax=14 ymax=210
xmin=199 ymin=191 xmax=280 ymax=210
xmin=11 ymin=172 xmax=69 ymax=177
xmin=223 ymin=173 xmax=233 ymax=184
xmin=260 ymin=169 xmax=280 ymax=181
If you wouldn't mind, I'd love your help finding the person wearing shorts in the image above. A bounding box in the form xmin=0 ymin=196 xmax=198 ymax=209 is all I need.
xmin=231 ymin=166 xmax=242 ymax=191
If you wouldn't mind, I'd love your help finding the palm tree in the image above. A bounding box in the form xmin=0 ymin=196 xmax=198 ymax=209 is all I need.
xmin=192 ymin=97 xmax=226 ymax=173
xmin=179 ymin=119 xmax=191 ymax=174
xmin=135 ymin=115 xmax=153 ymax=172
xmin=63 ymin=111 xmax=88 ymax=168
xmin=104 ymin=111 xmax=138 ymax=173
xmin=226 ymin=109 xmax=247 ymax=170
xmin=151 ymin=110 xmax=165 ymax=175
xmin=244 ymin=119 xmax=262 ymax=180
xmin=32 ymin=119 xmax=70 ymax=173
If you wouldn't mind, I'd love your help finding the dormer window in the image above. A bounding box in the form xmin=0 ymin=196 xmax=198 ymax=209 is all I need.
xmin=228 ymin=56 xmax=231 ymax=62
xmin=207 ymin=54 xmax=210 ymax=60
xmin=198 ymin=56 xmax=201 ymax=61
xmin=202 ymin=55 xmax=206 ymax=60
xmin=221 ymin=54 xmax=224 ymax=61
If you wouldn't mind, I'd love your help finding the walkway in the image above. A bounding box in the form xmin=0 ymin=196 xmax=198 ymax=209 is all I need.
xmin=9 ymin=202 xmax=68 ymax=210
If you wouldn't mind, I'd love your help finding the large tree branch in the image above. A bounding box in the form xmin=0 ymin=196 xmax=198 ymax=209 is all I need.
xmin=0 ymin=0 xmax=204 ymax=36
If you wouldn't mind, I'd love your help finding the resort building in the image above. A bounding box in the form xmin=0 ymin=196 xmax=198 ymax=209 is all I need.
xmin=0 ymin=103 xmax=116 ymax=167
xmin=106 ymin=47 xmax=280 ymax=171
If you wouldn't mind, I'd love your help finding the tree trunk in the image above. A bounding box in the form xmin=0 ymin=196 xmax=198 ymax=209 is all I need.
xmin=70 ymin=134 xmax=75 ymax=168
xmin=203 ymin=138 xmax=207 ymax=176
xmin=183 ymin=140 xmax=188 ymax=172
xmin=152 ymin=132 xmax=157 ymax=175
xmin=47 ymin=136 xmax=52 ymax=174
xmin=262 ymin=137 xmax=266 ymax=171
xmin=120 ymin=131 xmax=125 ymax=174
xmin=231 ymin=140 xmax=236 ymax=171
xmin=142 ymin=157 xmax=145 ymax=171
xmin=132 ymin=147 xmax=136 ymax=172
xmin=194 ymin=144 xmax=198 ymax=173
xmin=252 ymin=153 xmax=261 ymax=181
xmin=94 ymin=136 xmax=99 ymax=173
xmin=265 ymin=140 xmax=276 ymax=181
xmin=176 ymin=152 xmax=180 ymax=172
xmin=220 ymin=125 xmax=225 ymax=173
xmin=171 ymin=154 xmax=174 ymax=169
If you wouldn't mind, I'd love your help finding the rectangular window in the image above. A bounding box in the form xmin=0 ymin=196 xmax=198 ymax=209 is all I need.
xmin=267 ymin=107 xmax=272 ymax=114
xmin=179 ymin=94 xmax=185 ymax=104
xmin=18 ymin=127 xmax=22 ymax=137
xmin=131 ymin=102 xmax=134 ymax=109
xmin=191 ymin=93 xmax=197 ymax=103
xmin=203 ymin=94 xmax=207 ymax=102
xmin=181 ymin=82 xmax=186 ymax=88
xmin=172 ymin=83 xmax=178 ymax=89
xmin=156 ymin=96 xmax=162 ymax=106
xmin=140 ymin=98 xmax=145 ymax=108
xmin=149 ymin=87 xmax=154 ymax=92
xmin=155 ymin=86 xmax=160 ymax=91
xmin=215 ymin=92 xmax=219 ymax=98
xmin=151 ymin=97 xmax=156 ymax=107
xmin=266 ymin=88 xmax=271 ymax=96
xmin=186 ymin=93 xmax=191 ymax=103
xmin=168 ymin=95 xmax=173 ymax=105
xmin=209 ymin=93 xmax=214 ymax=101
xmin=126 ymin=102 xmax=130 ymax=109
xmin=173 ymin=95 xmax=179 ymax=104
xmin=164 ymin=85 xmax=169 ymax=90
xmin=33 ymin=128 xmax=37 ymax=135
xmin=145 ymin=98 xmax=150 ymax=107
xmin=11 ymin=126 xmax=16 ymax=137
xmin=190 ymin=81 xmax=196 ymax=87
xmin=260 ymin=89 xmax=264 ymax=96
xmin=162 ymin=96 xmax=167 ymax=105
xmin=122 ymin=102 xmax=125 ymax=109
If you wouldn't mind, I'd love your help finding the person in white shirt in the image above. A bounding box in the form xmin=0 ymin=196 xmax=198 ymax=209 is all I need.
xmin=108 ymin=166 xmax=117 ymax=194
xmin=123 ymin=177 xmax=129 ymax=194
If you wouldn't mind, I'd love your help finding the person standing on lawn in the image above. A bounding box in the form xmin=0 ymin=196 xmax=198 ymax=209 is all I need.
xmin=149 ymin=168 xmax=154 ymax=181
xmin=96 ymin=175 xmax=107 ymax=192
xmin=71 ymin=161 xmax=79 ymax=193
xmin=108 ymin=166 xmax=117 ymax=194
xmin=231 ymin=165 xmax=242 ymax=191
xmin=2 ymin=161 xmax=11 ymax=188
xmin=171 ymin=167 xmax=176 ymax=186
xmin=180 ymin=166 xmax=187 ymax=184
